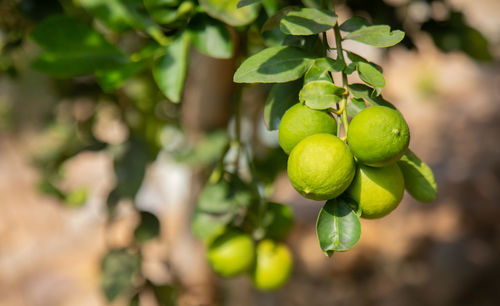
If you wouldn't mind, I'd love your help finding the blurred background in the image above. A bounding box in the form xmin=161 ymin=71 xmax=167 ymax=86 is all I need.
xmin=0 ymin=0 xmax=499 ymax=305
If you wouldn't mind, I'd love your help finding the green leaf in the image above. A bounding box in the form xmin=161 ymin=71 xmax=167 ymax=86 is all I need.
xmin=316 ymin=198 xmax=361 ymax=255
xmin=264 ymin=80 xmax=302 ymax=130
xmin=234 ymin=46 xmax=314 ymax=83
xmin=114 ymin=138 xmax=149 ymax=199
xmin=238 ymin=0 xmax=261 ymax=8
xmin=304 ymin=57 xmax=344 ymax=84
xmin=356 ymin=61 xmax=385 ymax=88
xmin=261 ymin=6 xmax=299 ymax=32
xmin=96 ymin=60 xmax=149 ymax=92
xmin=101 ymin=249 xmax=141 ymax=301
xmin=31 ymin=15 xmax=125 ymax=77
xmin=153 ymin=32 xmax=190 ymax=103
xmin=151 ymin=284 xmax=177 ymax=306
xmin=199 ymin=0 xmax=259 ymax=26
xmin=189 ymin=14 xmax=233 ymax=59
xmin=191 ymin=210 xmax=232 ymax=243
xmin=76 ymin=0 xmax=168 ymax=45
xmin=145 ymin=0 xmax=195 ymax=25
xmin=134 ymin=211 xmax=161 ymax=244
xmin=197 ymin=178 xmax=254 ymax=214
xmin=280 ymin=8 xmax=337 ymax=36
xmin=346 ymin=97 xmax=366 ymax=117
xmin=174 ymin=131 xmax=229 ymax=165
xmin=299 ymin=80 xmax=345 ymax=110
xmin=339 ymin=16 xmax=369 ymax=32
xmin=65 ymin=187 xmax=88 ymax=208
xmin=397 ymin=150 xmax=437 ymax=203
xmin=262 ymin=202 xmax=294 ymax=241
xmin=345 ymin=25 xmax=405 ymax=48
xmin=348 ymin=83 xmax=395 ymax=109
xmin=344 ymin=62 xmax=356 ymax=74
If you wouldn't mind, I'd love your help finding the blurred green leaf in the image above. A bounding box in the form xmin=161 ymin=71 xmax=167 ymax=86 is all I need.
xmin=199 ymin=0 xmax=259 ymax=26
xmin=76 ymin=0 xmax=168 ymax=44
xmin=134 ymin=211 xmax=161 ymax=244
xmin=31 ymin=15 xmax=125 ymax=77
xmin=114 ymin=138 xmax=149 ymax=199
xmin=96 ymin=60 xmax=149 ymax=92
xmin=153 ymin=32 xmax=190 ymax=103
xmin=299 ymin=80 xmax=345 ymax=110
xmin=280 ymin=8 xmax=337 ymax=36
xmin=422 ymin=11 xmax=492 ymax=61
xmin=345 ymin=25 xmax=405 ymax=48
xmin=398 ymin=150 xmax=437 ymax=203
xmin=264 ymin=80 xmax=302 ymax=130
xmin=191 ymin=210 xmax=233 ymax=243
xmin=174 ymin=131 xmax=229 ymax=165
xmin=101 ymin=249 xmax=141 ymax=301
xmin=234 ymin=46 xmax=315 ymax=83
xmin=196 ymin=178 xmax=254 ymax=214
xmin=152 ymin=283 xmax=177 ymax=306
xmin=145 ymin=0 xmax=195 ymax=26
xmin=189 ymin=14 xmax=233 ymax=59
xmin=262 ymin=202 xmax=294 ymax=241
xmin=316 ymin=198 xmax=361 ymax=256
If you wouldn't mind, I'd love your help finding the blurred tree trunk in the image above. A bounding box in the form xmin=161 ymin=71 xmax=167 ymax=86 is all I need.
xmin=170 ymin=46 xmax=237 ymax=305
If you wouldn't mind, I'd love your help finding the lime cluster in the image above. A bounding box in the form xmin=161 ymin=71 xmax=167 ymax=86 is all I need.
xmin=207 ymin=229 xmax=293 ymax=291
xmin=280 ymin=103 xmax=411 ymax=219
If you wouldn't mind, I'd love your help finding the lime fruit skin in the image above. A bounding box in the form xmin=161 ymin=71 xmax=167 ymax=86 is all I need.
xmin=207 ymin=230 xmax=255 ymax=277
xmin=347 ymin=163 xmax=405 ymax=219
xmin=347 ymin=106 xmax=410 ymax=167
xmin=279 ymin=103 xmax=337 ymax=154
xmin=288 ymin=133 xmax=356 ymax=201
xmin=251 ymin=240 xmax=293 ymax=291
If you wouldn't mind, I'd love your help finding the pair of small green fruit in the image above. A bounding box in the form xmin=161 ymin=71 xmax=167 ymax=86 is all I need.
xmin=279 ymin=103 xmax=410 ymax=219
xmin=207 ymin=230 xmax=293 ymax=291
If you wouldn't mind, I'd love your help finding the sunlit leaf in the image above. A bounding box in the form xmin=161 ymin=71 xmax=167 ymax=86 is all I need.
xmin=316 ymin=198 xmax=361 ymax=256
xmin=280 ymin=8 xmax=337 ymax=36
xmin=398 ymin=150 xmax=437 ymax=202
xmin=299 ymin=80 xmax=345 ymax=110
xmin=234 ymin=46 xmax=314 ymax=83
xmin=199 ymin=0 xmax=259 ymax=26
xmin=345 ymin=25 xmax=405 ymax=48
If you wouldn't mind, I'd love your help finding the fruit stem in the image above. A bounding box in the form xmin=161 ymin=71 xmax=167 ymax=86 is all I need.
xmin=331 ymin=0 xmax=349 ymax=137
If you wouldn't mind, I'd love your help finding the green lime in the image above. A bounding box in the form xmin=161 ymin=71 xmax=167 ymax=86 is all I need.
xmin=207 ymin=229 xmax=255 ymax=277
xmin=347 ymin=106 xmax=410 ymax=167
xmin=347 ymin=163 xmax=405 ymax=219
xmin=251 ymin=240 xmax=292 ymax=291
xmin=278 ymin=103 xmax=337 ymax=154
xmin=288 ymin=133 xmax=355 ymax=201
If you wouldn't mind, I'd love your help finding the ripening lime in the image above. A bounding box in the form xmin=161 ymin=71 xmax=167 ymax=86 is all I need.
xmin=207 ymin=230 xmax=255 ymax=277
xmin=288 ymin=133 xmax=356 ymax=201
xmin=251 ymin=240 xmax=292 ymax=291
xmin=347 ymin=163 xmax=405 ymax=219
xmin=278 ymin=103 xmax=337 ymax=154
xmin=347 ymin=106 xmax=410 ymax=167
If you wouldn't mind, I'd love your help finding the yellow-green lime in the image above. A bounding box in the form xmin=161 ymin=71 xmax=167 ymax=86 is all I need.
xmin=347 ymin=106 xmax=410 ymax=167
xmin=279 ymin=103 xmax=337 ymax=154
xmin=207 ymin=229 xmax=255 ymax=277
xmin=251 ymin=240 xmax=292 ymax=291
xmin=288 ymin=133 xmax=355 ymax=201
xmin=347 ymin=163 xmax=405 ymax=219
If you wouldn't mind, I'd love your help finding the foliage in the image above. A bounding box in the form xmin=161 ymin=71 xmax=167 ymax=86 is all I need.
xmin=0 ymin=0 xmax=491 ymax=301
